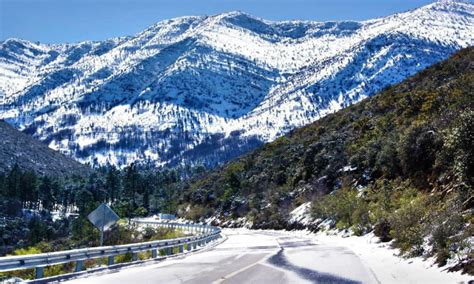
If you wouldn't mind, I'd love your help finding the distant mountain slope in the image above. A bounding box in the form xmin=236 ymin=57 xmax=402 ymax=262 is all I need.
xmin=0 ymin=120 xmax=91 ymax=176
xmin=0 ymin=0 xmax=473 ymax=168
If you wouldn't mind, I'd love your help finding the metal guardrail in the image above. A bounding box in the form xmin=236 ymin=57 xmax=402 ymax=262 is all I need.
xmin=0 ymin=220 xmax=221 ymax=280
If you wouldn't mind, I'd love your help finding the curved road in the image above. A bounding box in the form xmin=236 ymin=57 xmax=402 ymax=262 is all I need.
xmin=67 ymin=229 xmax=379 ymax=284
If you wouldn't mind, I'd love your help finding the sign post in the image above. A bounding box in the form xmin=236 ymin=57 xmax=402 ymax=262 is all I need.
xmin=87 ymin=203 xmax=119 ymax=246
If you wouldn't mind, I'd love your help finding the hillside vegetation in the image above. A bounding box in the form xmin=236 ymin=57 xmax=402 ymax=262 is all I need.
xmin=178 ymin=47 xmax=474 ymax=272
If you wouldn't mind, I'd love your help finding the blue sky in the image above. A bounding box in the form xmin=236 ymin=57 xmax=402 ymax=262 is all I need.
xmin=1 ymin=0 xmax=435 ymax=43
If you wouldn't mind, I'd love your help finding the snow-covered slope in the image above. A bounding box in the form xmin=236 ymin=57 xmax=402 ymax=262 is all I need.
xmin=0 ymin=0 xmax=473 ymax=168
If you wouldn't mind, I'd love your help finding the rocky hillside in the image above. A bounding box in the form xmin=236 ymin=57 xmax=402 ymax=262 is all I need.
xmin=0 ymin=120 xmax=91 ymax=177
xmin=0 ymin=0 xmax=473 ymax=168
xmin=178 ymin=47 xmax=473 ymax=271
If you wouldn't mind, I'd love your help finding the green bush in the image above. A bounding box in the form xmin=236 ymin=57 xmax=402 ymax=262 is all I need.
xmin=311 ymin=187 xmax=371 ymax=234
xmin=0 ymin=247 xmax=41 ymax=280
xmin=116 ymin=252 xmax=133 ymax=264
xmin=388 ymin=191 xmax=427 ymax=256
xmin=350 ymin=199 xmax=371 ymax=236
xmin=373 ymin=219 xmax=392 ymax=242
xmin=428 ymin=196 xmax=466 ymax=266
xmin=399 ymin=123 xmax=442 ymax=179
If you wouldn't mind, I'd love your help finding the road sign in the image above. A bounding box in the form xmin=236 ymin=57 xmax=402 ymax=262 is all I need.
xmin=158 ymin=213 xmax=176 ymax=220
xmin=87 ymin=203 xmax=119 ymax=246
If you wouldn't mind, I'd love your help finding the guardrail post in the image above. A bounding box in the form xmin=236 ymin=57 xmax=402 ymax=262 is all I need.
xmin=75 ymin=260 xmax=84 ymax=272
xmin=35 ymin=266 xmax=44 ymax=279
xmin=0 ymin=221 xmax=221 ymax=280
xmin=108 ymin=256 xmax=114 ymax=266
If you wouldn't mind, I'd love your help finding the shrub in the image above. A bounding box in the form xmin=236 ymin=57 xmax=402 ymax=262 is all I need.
xmin=388 ymin=192 xmax=427 ymax=256
xmin=185 ymin=205 xmax=208 ymax=222
xmin=0 ymin=247 xmax=42 ymax=280
xmin=428 ymin=196 xmax=466 ymax=266
xmin=133 ymin=206 xmax=148 ymax=217
xmin=311 ymin=187 xmax=370 ymax=234
xmin=445 ymin=110 xmax=474 ymax=188
xmin=399 ymin=123 xmax=442 ymax=178
xmin=374 ymin=219 xmax=392 ymax=242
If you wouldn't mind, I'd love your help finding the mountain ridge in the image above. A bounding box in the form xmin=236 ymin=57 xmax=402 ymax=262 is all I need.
xmin=0 ymin=120 xmax=91 ymax=177
xmin=0 ymin=0 xmax=473 ymax=168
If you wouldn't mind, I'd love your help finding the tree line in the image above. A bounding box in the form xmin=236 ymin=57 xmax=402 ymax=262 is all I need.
xmin=0 ymin=163 xmax=195 ymax=218
xmin=0 ymin=163 xmax=207 ymax=255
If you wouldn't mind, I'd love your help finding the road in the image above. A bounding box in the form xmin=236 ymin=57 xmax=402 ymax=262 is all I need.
xmin=66 ymin=229 xmax=379 ymax=284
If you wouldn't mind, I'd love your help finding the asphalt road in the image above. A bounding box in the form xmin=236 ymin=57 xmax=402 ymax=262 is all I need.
xmin=66 ymin=229 xmax=379 ymax=284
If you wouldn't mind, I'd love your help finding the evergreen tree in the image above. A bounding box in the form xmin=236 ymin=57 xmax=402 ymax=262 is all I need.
xmin=85 ymin=173 xmax=107 ymax=204
xmin=38 ymin=176 xmax=54 ymax=211
xmin=105 ymin=166 xmax=121 ymax=203
xmin=6 ymin=164 xmax=22 ymax=199
xmin=0 ymin=173 xmax=5 ymax=198
xmin=19 ymin=170 xmax=37 ymax=208
xmin=75 ymin=188 xmax=96 ymax=215
xmin=123 ymin=163 xmax=140 ymax=211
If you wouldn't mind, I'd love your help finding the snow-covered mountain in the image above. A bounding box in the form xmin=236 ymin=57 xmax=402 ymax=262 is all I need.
xmin=0 ymin=0 xmax=473 ymax=168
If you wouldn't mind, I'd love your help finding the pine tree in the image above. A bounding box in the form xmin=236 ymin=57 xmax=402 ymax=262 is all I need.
xmin=105 ymin=166 xmax=121 ymax=203
xmin=123 ymin=163 xmax=140 ymax=214
xmin=19 ymin=170 xmax=37 ymax=208
xmin=6 ymin=164 xmax=22 ymax=199
xmin=38 ymin=176 xmax=54 ymax=211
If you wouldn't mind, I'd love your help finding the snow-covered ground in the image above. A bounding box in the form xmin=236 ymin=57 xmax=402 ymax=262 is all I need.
xmin=64 ymin=228 xmax=471 ymax=283
xmin=286 ymin=229 xmax=472 ymax=283
xmin=140 ymin=205 xmax=473 ymax=283
xmin=286 ymin=201 xmax=472 ymax=283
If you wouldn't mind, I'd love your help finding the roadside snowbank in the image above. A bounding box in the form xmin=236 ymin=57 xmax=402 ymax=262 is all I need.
xmin=285 ymin=202 xmax=472 ymax=283
xmin=287 ymin=229 xmax=472 ymax=284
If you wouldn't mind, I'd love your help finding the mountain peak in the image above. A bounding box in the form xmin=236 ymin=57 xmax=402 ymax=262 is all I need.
xmin=429 ymin=0 xmax=473 ymax=9
xmin=436 ymin=0 xmax=471 ymax=3
xmin=0 ymin=1 xmax=473 ymax=168
xmin=2 ymin=38 xmax=37 ymax=47
xmin=216 ymin=11 xmax=251 ymax=18
xmin=213 ymin=11 xmax=268 ymax=26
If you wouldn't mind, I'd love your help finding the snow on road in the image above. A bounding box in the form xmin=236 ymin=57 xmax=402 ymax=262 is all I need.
xmin=287 ymin=229 xmax=472 ymax=284
xmin=65 ymin=228 xmax=472 ymax=284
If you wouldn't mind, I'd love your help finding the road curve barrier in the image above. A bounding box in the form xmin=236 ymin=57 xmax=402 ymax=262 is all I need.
xmin=0 ymin=220 xmax=221 ymax=281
